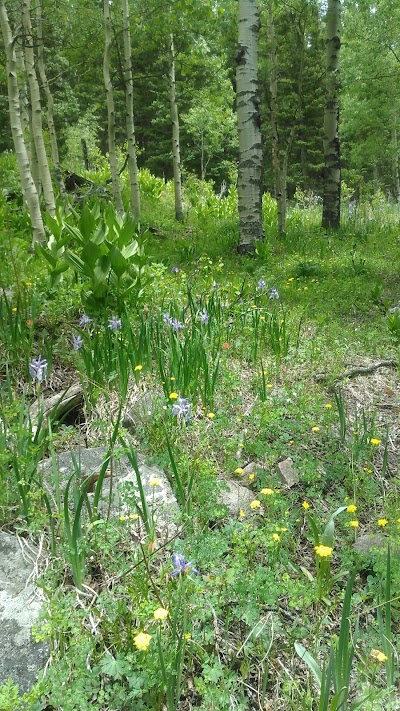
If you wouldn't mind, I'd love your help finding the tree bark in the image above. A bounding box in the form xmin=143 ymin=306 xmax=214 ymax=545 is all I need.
xmin=103 ymin=0 xmax=124 ymax=214
xmin=168 ymin=33 xmax=184 ymax=222
xmin=35 ymin=0 xmax=65 ymax=196
xmin=236 ymin=0 xmax=264 ymax=253
xmin=122 ymin=0 xmax=140 ymax=219
xmin=322 ymin=0 xmax=341 ymax=229
xmin=0 ymin=0 xmax=45 ymax=242
xmin=21 ymin=0 xmax=55 ymax=216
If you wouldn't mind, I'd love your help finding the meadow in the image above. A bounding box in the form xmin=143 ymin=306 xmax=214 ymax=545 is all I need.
xmin=0 ymin=172 xmax=399 ymax=710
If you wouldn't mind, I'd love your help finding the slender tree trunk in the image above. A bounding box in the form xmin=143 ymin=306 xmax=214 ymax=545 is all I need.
xmin=0 ymin=0 xmax=45 ymax=242
xmin=35 ymin=0 xmax=65 ymax=196
xmin=391 ymin=108 xmax=400 ymax=202
xmin=236 ymin=0 xmax=264 ymax=253
xmin=268 ymin=1 xmax=284 ymax=233
xmin=122 ymin=0 xmax=140 ymax=218
xmin=22 ymin=0 xmax=55 ymax=216
xmin=168 ymin=33 xmax=184 ymax=221
xmin=322 ymin=0 xmax=341 ymax=229
xmin=15 ymin=44 xmax=29 ymax=133
xmin=103 ymin=0 xmax=124 ymax=214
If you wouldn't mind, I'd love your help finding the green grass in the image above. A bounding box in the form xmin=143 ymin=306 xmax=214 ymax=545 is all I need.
xmin=0 ymin=178 xmax=399 ymax=710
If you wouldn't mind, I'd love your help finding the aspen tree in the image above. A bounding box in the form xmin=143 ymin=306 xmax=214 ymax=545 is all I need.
xmin=103 ymin=0 xmax=124 ymax=214
xmin=22 ymin=0 xmax=55 ymax=215
xmin=322 ymin=0 xmax=341 ymax=229
xmin=0 ymin=0 xmax=45 ymax=242
xmin=236 ymin=0 xmax=264 ymax=253
xmin=122 ymin=0 xmax=140 ymax=218
xmin=168 ymin=32 xmax=184 ymax=222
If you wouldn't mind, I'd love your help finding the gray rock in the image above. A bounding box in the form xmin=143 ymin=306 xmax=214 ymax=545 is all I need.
xmin=0 ymin=533 xmax=48 ymax=692
xmin=38 ymin=447 xmax=180 ymax=542
xmin=242 ymin=462 xmax=257 ymax=477
xmin=30 ymin=382 xmax=84 ymax=424
xmin=218 ymin=479 xmax=255 ymax=516
xmin=122 ymin=391 xmax=163 ymax=432
xmin=353 ymin=533 xmax=387 ymax=555
xmin=277 ymin=457 xmax=299 ymax=488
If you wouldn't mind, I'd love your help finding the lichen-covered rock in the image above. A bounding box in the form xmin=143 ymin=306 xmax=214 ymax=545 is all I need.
xmin=0 ymin=533 xmax=48 ymax=692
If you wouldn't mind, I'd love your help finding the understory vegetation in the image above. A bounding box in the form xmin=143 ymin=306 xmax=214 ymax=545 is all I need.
xmin=0 ymin=170 xmax=399 ymax=710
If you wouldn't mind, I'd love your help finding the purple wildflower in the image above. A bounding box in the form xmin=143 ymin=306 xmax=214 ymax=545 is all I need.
xmin=257 ymin=278 xmax=267 ymax=291
xmin=171 ymin=266 xmax=180 ymax=274
xmin=171 ymin=397 xmax=192 ymax=420
xmin=164 ymin=312 xmax=172 ymax=325
xmin=108 ymin=316 xmax=122 ymax=331
xmin=29 ymin=355 xmax=48 ymax=383
xmin=199 ymin=310 xmax=209 ymax=325
xmin=72 ymin=334 xmax=83 ymax=351
xmin=269 ymin=288 xmax=280 ymax=300
xmin=170 ymin=318 xmax=185 ymax=333
xmin=171 ymin=553 xmax=198 ymax=576
xmin=78 ymin=313 xmax=93 ymax=328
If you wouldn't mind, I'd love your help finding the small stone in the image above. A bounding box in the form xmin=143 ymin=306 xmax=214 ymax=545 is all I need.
xmin=242 ymin=462 xmax=256 ymax=477
xmin=122 ymin=391 xmax=163 ymax=431
xmin=218 ymin=479 xmax=255 ymax=516
xmin=277 ymin=457 xmax=298 ymax=488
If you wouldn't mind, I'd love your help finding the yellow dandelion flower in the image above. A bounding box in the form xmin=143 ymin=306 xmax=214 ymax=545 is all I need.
xmin=134 ymin=632 xmax=152 ymax=651
xmin=239 ymin=509 xmax=246 ymax=518
xmin=349 ymin=520 xmax=359 ymax=528
xmin=134 ymin=364 xmax=143 ymax=371
xmin=324 ymin=403 xmax=333 ymax=409
xmin=272 ymin=533 xmax=280 ymax=542
xmin=129 ymin=513 xmax=139 ymax=520
xmin=250 ymin=500 xmax=261 ymax=509
xmin=370 ymin=438 xmax=381 ymax=446
xmin=370 ymin=649 xmax=388 ymax=663
xmin=169 ymin=392 xmax=179 ymax=399
xmin=207 ymin=412 xmax=215 ymax=419
xmin=153 ymin=607 xmax=169 ymax=620
xmin=119 ymin=515 xmax=127 ymax=522
xmin=314 ymin=544 xmax=333 ymax=558
xmin=184 ymin=633 xmax=191 ymax=640
xmin=302 ymin=501 xmax=310 ymax=510
xmin=170 ymin=376 xmax=175 ymax=381
xmin=12 ymin=307 xmax=17 ymax=313
xmin=261 ymin=488 xmax=274 ymax=496
xmin=312 ymin=426 xmax=320 ymax=432
xmin=234 ymin=467 xmax=244 ymax=475
xmin=148 ymin=477 xmax=161 ymax=487
xmin=280 ymin=527 xmax=288 ymax=532
xmin=238 ymin=443 xmax=244 ymax=448
xmin=347 ymin=504 xmax=357 ymax=513
xmin=248 ymin=473 xmax=255 ymax=481
xmin=266 ymin=383 xmax=273 ymax=389
xmin=377 ymin=518 xmax=388 ymax=527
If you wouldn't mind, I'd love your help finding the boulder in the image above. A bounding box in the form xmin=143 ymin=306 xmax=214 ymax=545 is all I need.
xmin=38 ymin=447 xmax=180 ymax=542
xmin=277 ymin=457 xmax=299 ymax=488
xmin=0 ymin=532 xmax=48 ymax=692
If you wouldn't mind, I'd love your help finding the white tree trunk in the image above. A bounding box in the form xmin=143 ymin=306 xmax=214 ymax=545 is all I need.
xmin=103 ymin=0 xmax=124 ymax=214
xmin=0 ymin=0 xmax=45 ymax=242
xmin=236 ymin=0 xmax=264 ymax=253
xmin=122 ymin=0 xmax=140 ymax=218
xmin=168 ymin=33 xmax=184 ymax=222
xmin=322 ymin=0 xmax=341 ymax=229
xmin=36 ymin=0 xmax=65 ymax=196
xmin=22 ymin=0 xmax=55 ymax=216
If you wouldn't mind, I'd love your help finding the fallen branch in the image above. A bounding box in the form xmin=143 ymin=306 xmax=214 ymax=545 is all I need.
xmin=315 ymin=359 xmax=398 ymax=383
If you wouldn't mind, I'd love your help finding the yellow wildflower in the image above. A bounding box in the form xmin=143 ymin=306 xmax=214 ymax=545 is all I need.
xmin=153 ymin=607 xmax=169 ymax=620
xmin=129 ymin=513 xmax=139 ymax=520
xmin=169 ymin=392 xmax=179 ymax=399
xmin=170 ymin=377 xmax=176 ymax=381
xmin=302 ymin=501 xmax=310 ymax=510
xmin=347 ymin=504 xmax=357 ymax=513
xmin=261 ymin=488 xmax=274 ymax=496
xmin=250 ymin=500 xmax=261 ymax=509
xmin=349 ymin=520 xmax=359 ymax=528
xmin=272 ymin=533 xmax=280 ymax=542
xmin=239 ymin=509 xmax=246 ymax=518
xmin=234 ymin=467 xmax=244 ymax=475
xmin=324 ymin=403 xmax=332 ymax=409
xmin=148 ymin=477 xmax=161 ymax=487
xmin=314 ymin=545 xmax=333 ymax=558
xmin=377 ymin=518 xmax=388 ymax=527
xmin=207 ymin=412 xmax=215 ymax=419
xmin=312 ymin=426 xmax=320 ymax=432
xmin=370 ymin=649 xmax=388 ymax=663
xmin=184 ymin=633 xmax=191 ymax=640
xmin=370 ymin=438 xmax=381 ymax=446
xmin=248 ymin=473 xmax=255 ymax=481
xmin=119 ymin=515 xmax=127 ymax=522
xmin=134 ymin=632 xmax=152 ymax=651
xmin=134 ymin=364 xmax=143 ymax=371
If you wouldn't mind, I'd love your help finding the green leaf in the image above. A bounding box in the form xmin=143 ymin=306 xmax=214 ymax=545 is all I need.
xmin=99 ymin=654 xmax=129 ymax=680
xmin=109 ymin=246 xmax=128 ymax=278
xmin=294 ymin=642 xmax=322 ymax=688
xmin=94 ymin=255 xmax=111 ymax=283
xmin=79 ymin=204 xmax=96 ymax=240
xmin=64 ymin=250 xmax=93 ymax=277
